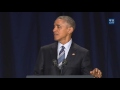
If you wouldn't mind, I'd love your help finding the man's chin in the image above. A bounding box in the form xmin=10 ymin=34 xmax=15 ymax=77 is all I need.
xmin=54 ymin=38 xmax=59 ymax=41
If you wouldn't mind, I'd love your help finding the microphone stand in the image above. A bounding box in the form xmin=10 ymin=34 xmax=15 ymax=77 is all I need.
xmin=60 ymin=65 xmax=63 ymax=75
xmin=53 ymin=59 xmax=60 ymax=75
xmin=60 ymin=59 xmax=67 ymax=75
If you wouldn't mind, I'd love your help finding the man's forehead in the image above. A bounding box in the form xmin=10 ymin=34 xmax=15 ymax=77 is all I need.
xmin=54 ymin=19 xmax=66 ymax=25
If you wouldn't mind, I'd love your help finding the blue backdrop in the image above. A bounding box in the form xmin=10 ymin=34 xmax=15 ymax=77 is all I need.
xmin=0 ymin=12 xmax=119 ymax=78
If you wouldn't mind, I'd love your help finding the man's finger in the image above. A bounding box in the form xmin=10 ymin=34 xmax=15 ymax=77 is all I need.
xmin=95 ymin=68 xmax=98 ymax=72
xmin=98 ymin=70 xmax=100 ymax=74
xmin=99 ymin=71 xmax=102 ymax=78
xmin=97 ymin=70 xmax=102 ymax=78
xmin=90 ymin=71 xmax=94 ymax=75
xmin=90 ymin=71 xmax=92 ymax=74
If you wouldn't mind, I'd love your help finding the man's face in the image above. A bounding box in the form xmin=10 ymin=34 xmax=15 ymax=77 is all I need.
xmin=53 ymin=19 xmax=70 ymax=42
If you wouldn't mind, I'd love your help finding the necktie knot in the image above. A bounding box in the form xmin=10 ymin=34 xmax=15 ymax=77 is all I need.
xmin=59 ymin=46 xmax=65 ymax=55
xmin=62 ymin=46 xmax=65 ymax=49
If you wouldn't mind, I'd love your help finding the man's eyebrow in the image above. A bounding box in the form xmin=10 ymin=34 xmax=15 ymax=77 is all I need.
xmin=54 ymin=24 xmax=61 ymax=27
xmin=56 ymin=24 xmax=60 ymax=26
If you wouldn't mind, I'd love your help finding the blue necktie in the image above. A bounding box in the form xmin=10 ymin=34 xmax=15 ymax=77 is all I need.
xmin=58 ymin=46 xmax=65 ymax=65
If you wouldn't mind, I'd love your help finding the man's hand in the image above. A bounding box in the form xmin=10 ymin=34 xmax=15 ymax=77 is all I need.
xmin=90 ymin=68 xmax=102 ymax=78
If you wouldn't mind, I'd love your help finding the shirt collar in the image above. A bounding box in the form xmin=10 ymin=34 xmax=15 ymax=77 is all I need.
xmin=58 ymin=39 xmax=72 ymax=50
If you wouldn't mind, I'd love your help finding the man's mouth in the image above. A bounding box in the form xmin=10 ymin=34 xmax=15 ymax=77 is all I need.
xmin=54 ymin=34 xmax=58 ymax=36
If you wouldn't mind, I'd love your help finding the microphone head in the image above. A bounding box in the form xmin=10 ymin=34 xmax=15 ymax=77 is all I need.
xmin=53 ymin=59 xmax=57 ymax=66
xmin=62 ymin=59 xmax=67 ymax=65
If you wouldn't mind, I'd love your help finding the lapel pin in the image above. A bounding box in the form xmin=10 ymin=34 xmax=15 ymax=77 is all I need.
xmin=72 ymin=53 xmax=75 ymax=55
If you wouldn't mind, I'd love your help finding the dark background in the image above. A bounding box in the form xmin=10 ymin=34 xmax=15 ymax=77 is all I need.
xmin=0 ymin=12 xmax=119 ymax=78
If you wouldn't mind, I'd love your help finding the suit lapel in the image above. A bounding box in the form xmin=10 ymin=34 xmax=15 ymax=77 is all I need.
xmin=62 ymin=42 xmax=77 ymax=74
xmin=50 ymin=42 xmax=58 ymax=61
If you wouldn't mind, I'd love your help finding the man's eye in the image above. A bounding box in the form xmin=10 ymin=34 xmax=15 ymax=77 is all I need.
xmin=57 ymin=26 xmax=60 ymax=28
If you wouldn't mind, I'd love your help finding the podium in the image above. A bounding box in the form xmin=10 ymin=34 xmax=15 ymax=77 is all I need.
xmin=26 ymin=75 xmax=94 ymax=78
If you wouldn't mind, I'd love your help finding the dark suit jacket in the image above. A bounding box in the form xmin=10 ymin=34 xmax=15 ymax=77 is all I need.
xmin=34 ymin=42 xmax=93 ymax=75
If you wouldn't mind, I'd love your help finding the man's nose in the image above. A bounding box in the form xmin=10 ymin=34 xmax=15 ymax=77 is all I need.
xmin=53 ymin=27 xmax=57 ymax=32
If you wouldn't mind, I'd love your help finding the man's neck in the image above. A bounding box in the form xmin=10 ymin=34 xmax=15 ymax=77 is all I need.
xmin=59 ymin=38 xmax=72 ymax=45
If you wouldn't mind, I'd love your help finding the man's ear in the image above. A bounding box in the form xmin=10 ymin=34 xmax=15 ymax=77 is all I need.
xmin=68 ymin=27 xmax=74 ymax=34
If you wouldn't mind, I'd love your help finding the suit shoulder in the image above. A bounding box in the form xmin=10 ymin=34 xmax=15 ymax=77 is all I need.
xmin=40 ymin=42 xmax=56 ymax=49
xmin=74 ymin=43 xmax=89 ymax=53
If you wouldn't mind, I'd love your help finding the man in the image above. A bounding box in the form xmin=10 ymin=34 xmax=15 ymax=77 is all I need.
xmin=34 ymin=15 xmax=102 ymax=78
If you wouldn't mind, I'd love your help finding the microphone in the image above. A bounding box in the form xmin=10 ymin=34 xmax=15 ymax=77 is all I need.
xmin=62 ymin=59 xmax=67 ymax=66
xmin=52 ymin=59 xmax=58 ymax=67
xmin=60 ymin=59 xmax=67 ymax=75
xmin=53 ymin=59 xmax=67 ymax=75
xmin=53 ymin=59 xmax=60 ymax=75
